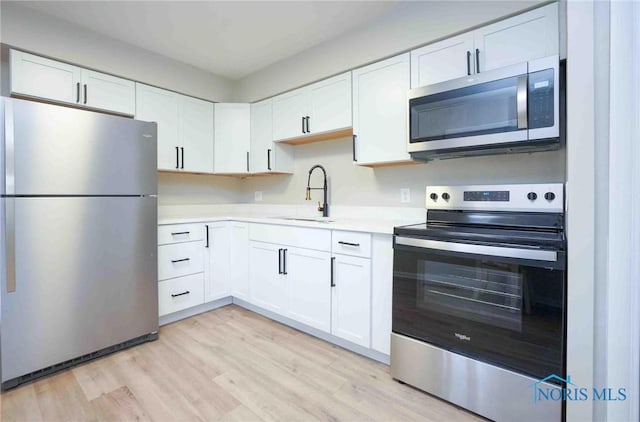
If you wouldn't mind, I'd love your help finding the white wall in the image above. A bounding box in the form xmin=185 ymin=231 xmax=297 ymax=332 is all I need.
xmin=234 ymin=0 xmax=545 ymax=102
xmin=157 ymin=172 xmax=243 ymax=206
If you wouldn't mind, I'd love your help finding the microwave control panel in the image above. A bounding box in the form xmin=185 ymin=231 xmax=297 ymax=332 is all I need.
xmin=528 ymin=68 xmax=555 ymax=129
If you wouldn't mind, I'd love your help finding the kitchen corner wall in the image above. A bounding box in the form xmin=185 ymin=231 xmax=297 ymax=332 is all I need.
xmin=242 ymin=137 xmax=566 ymax=207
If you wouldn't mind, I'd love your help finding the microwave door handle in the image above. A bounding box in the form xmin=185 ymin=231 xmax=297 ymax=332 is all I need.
xmin=394 ymin=237 xmax=557 ymax=262
xmin=517 ymin=75 xmax=528 ymax=129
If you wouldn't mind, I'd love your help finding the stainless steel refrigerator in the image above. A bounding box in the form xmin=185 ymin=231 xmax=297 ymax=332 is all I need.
xmin=0 ymin=97 xmax=159 ymax=389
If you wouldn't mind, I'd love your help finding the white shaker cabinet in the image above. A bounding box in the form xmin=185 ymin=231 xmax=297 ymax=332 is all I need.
xmin=204 ymin=222 xmax=231 ymax=302
xmin=230 ymin=222 xmax=250 ymax=301
xmin=410 ymin=34 xmax=475 ymax=88
xmin=80 ymin=69 xmax=135 ymax=116
xmin=135 ymin=83 xmax=180 ymax=171
xmin=250 ymin=99 xmax=293 ymax=174
xmin=352 ymin=53 xmax=412 ymax=166
xmin=214 ymin=103 xmax=251 ymax=174
xmin=272 ymin=88 xmax=307 ymax=141
xmin=249 ymin=241 xmax=288 ymax=314
xmin=179 ymin=95 xmax=214 ymax=174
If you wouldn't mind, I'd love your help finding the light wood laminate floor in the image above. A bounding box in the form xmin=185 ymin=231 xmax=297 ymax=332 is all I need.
xmin=0 ymin=305 xmax=481 ymax=422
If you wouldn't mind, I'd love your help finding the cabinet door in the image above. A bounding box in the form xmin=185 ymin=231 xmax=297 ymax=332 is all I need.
xmin=230 ymin=222 xmax=250 ymax=301
xmin=331 ymin=254 xmax=371 ymax=347
xmin=81 ymin=69 xmax=135 ymax=116
xmin=410 ymin=34 xmax=474 ymax=88
xmin=249 ymin=242 xmax=287 ymax=314
xmin=306 ymin=72 xmax=352 ymax=134
xmin=10 ymin=50 xmax=81 ymax=105
xmin=474 ymin=3 xmax=559 ymax=73
xmin=370 ymin=234 xmax=393 ymax=355
xmin=204 ymin=223 xmax=230 ymax=302
xmin=180 ymin=95 xmax=214 ymax=174
xmin=135 ymin=83 xmax=180 ymax=171
xmin=352 ymin=53 xmax=411 ymax=165
xmin=286 ymin=247 xmax=331 ymax=333
xmin=272 ymin=88 xmax=307 ymax=141
xmin=250 ymin=99 xmax=272 ymax=173
xmin=214 ymin=103 xmax=251 ymax=173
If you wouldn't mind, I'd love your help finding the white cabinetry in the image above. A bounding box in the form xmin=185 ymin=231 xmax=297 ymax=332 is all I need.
xmin=230 ymin=222 xmax=250 ymax=300
xmin=352 ymin=53 xmax=412 ymax=166
xmin=250 ymin=99 xmax=293 ymax=174
xmin=410 ymin=3 xmax=559 ymax=88
xmin=136 ymin=84 xmax=214 ymax=173
xmin=331 ymin=254 xmax=371 ymax=348
xmin=204 ymin=222 xmax=230 ymax=302
xmin=249 ymin=241 xmax=288 ymax=314
xmin=370 ymin=234 xmax=394 ymax=355
xmin=214 ymin=103 xmax=251 ymax=174
xmin=10 ymin=49 xmax=135 ymax=115
xmin=272 ymin=72 xmax=352 ymax=142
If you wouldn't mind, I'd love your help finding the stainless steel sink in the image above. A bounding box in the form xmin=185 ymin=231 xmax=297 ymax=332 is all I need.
xmin=271 ymin=216 xmax=335 ymax=223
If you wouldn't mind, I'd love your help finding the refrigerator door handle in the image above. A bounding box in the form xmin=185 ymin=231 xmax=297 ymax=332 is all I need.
xmin=5 ymin=197 xmax=16 ymax=293
xmin=4 ymin=101 xmax=16 ymax=292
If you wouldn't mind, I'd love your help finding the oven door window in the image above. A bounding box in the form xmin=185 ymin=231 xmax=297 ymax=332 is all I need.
xmin=409 ymin=75 xmax=524 ymax=143
xmin=393 ymin=245 xmax=565 ymax=380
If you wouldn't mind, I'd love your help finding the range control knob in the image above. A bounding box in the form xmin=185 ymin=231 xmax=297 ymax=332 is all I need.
xmin=544 ymin=192 xmax=556 ymax=201
xmin=527 ymin=192 xmax=538 ymax=201
xmin=442 ymin=192 xmax=450 ymax=201
xmin=430 ymin=193 xmax=438 ymax=201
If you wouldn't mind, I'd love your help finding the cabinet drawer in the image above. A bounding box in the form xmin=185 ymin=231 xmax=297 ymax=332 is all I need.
xmin=158 ymin=223 xmax=205 ymax=245
xmin=249 ymin=223 xmax=331 ymax=251
xmin=332 ymin=230 xmax=371 ymax=258
xmin=158 ymin=273 xmax=205 ymax=316
xmin=158 ymin=241 xmax=204 ymax=280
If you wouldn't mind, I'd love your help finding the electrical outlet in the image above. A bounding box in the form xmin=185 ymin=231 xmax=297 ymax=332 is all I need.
xmin=254 ymin=191 xmax=263 ymax=202
xmin=400 ymin=188 xmax=411 ymax=203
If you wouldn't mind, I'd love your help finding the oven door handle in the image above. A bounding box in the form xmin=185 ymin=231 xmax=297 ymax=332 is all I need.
xmin=395 ymin=237 xmax=558 ymax=262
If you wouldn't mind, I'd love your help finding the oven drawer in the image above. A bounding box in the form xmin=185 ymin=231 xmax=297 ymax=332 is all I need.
xmin=158 ymin=273 xmax=205 ymax=316
xmin=331 ymin=230 xmax=371 ymax=258
xmin=158 ymin=241 xmax=204 ymax=280
xmin=158 ymin=223 xmax=205 ymax=245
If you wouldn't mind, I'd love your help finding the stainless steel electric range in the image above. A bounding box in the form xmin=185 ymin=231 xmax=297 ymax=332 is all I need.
xmin=391 ymin=184 xmax=566 ymax=422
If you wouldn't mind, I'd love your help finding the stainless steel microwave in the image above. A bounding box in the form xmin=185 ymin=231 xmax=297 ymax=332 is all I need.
xmin=407 ymin=55 xmax=560 ymax=160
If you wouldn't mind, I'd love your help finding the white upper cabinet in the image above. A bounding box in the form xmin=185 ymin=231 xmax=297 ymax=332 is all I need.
xmin=80 ymin=69 xmax=135 ymax=116
xmin=410 ymin=3 xmax=559 ymax=88
xmin=306 ymin=72 xmax=352 ymax=134
xmin=250 ymin=99 xmax=294 ymax=174
xmin=214 ymin=103 xmax=251 ymax=174
xmin=10 ymin=50 xmax=135 ymax=115
xmin=135 ymin=83 xmax=180 ymax=171
xmin=411 ymin=34 xmax=475 ymax=87
xmin=10 ymin=50 xmax=81 ymax=105
xmin=272 ymin=71 xmax=352 ymax=142
xmin=352 ymin=53 xmax=411 ymax=166
xmin=179 ymin=95 xmax=214 ymax=174
xmin=474 ymin=3 xmax=559 ymax=73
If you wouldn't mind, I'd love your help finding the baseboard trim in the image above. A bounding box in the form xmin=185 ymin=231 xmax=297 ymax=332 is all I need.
xmin=159 ymin=297 xmax=233 ymax=326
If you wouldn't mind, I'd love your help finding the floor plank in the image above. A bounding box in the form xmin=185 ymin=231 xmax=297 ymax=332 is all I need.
xmin=0 ymin=305 xmax=481 ymax=422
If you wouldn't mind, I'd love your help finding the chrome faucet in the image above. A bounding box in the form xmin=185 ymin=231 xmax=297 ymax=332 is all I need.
xmin=306 ymin=164 xmax=329 ymax=217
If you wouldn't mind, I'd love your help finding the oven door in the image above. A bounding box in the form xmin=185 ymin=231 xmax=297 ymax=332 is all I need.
xmin=392 ymin=236 xmax=565 ymax=381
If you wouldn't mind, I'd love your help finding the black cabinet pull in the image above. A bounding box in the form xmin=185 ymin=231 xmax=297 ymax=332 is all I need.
xmin=475 ymin=48 xmax=480 ymax=73
xmin=338 ymin=241 xmax=360 ymax=247
xmin=171 ymin=231 xmax=190 ymax=236
xmin=171 ymin=258 xmax=190 ymax=263
xmin=466 ymin=51 xmax=471 ymax=75
xmin=301 ymin=116 xmax=306 ymax=134
xmin=278 ymin=248 xmax=283 ymax=274
xmin=282 ymin=249 xmax=288 ymax=275
xmin=83 ymin=84 xmax=87 ymax=104
xmin=171 ymin=291 xmax=190 ymax=298
xmin=352 ymin=135 xmax=357 ymax=162
xmin=181 ymin=147 xmax=184 ymax=169
xmin=267 ymin=149 xmax=272 ymax=171
xmin=330 ymin=257 xmax=336 ymax=287
xmin=305 ymin=116 xmax=310 ymax=133
xmin=175 ymin=146 xmax=180 ymax=169
xmin=246 ymin=151 xmax=250 ymax=172
xmin=205 ymin=225 xmax=209 ymax=248
xmin=76 ymin=82 xmax=80 ymax=103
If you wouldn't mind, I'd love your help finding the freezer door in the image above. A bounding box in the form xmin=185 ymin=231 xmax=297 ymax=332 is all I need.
xmin=1 ymin=196 xmax=158 ymax=382
xmin=4 ymin=98 xmax=157 ymax=196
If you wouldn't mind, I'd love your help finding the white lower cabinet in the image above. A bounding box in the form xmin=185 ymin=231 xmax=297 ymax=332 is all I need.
xmin=248 ymin=241 xmax=288 ymax=314
xmin=286 ymin=247 xmax=332 ymax=333
xmin=158 ymin=240 xmax=204 ymax=280
xmin=229 ymin=222 xmax=250 ymax=300
xmin=158 ymin=273 xmax=205 ymax=316
xmin=204 ymin=222 xmax=230 ymax=302
xmin=331 ymin=254 xmax=371 ymax=348
xmin=370 ymin=234 xmax=394 ymax=355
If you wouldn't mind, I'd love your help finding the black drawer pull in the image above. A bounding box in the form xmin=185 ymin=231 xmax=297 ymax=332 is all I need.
xmin=171 ymin=291 xmax=190 ymax=298
xmin=171 ymin=258 xmax=190 ymax=263
xmin=338 ymin=241 xmax=360 ymax=247
xmin=171 ymin=231 xmax=190 ymax=236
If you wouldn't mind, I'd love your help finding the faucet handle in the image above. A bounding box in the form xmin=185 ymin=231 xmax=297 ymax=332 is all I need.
xmin=317 ymin=201 xmax=324 ymax=212
xmin=305 ymin=187 xmax=311 ymax=201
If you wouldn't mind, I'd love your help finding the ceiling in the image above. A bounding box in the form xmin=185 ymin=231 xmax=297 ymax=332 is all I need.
xmin=17 ymin=1 xmax=403 ymax=80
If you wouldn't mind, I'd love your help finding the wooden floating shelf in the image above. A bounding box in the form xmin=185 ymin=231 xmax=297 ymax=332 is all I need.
xmin=278 ymin=127 xmax=353 ymax=146
xmin=358 ymin=160 xmax=421 ymax=168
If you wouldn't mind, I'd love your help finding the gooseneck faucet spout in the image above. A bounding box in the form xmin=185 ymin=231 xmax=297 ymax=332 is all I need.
xmin=306 ymin=164 xmax=329 ymax=217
